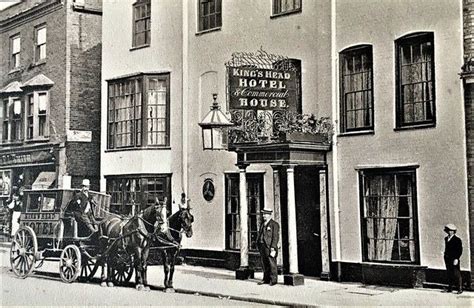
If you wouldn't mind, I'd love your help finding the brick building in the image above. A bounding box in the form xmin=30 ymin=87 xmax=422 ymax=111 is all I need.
xmin=0 ymin=0 xmax=102 ymax=237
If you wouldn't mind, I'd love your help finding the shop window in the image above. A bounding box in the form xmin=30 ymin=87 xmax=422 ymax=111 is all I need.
xmin=132 ymin=0 xmax=151 ymax=48
xmin=272 ymin=0 xmax=301 ymax=16
xmin=2 ymin=97 xmax=23 ymax=142
xmin=10 ymin=34 xmax=21 ymax=70
xmin=35 ymin=25 xmax=47 ymax=62
xmin=25 ymin=92 xmax=49 ymax=140
xmin=106 ymin=175 xmax=171 ymax=216
xmin=396 ymin=32 xmax=435 ymax=128
xmin=360 ymin=168 xmax=419 ymax=263
xmin=340 ymin=45 xmax=373 ymax=133
xmin=225 ymin=173 xmax=264 ymax=251
xmin=198 ymin=0 xmax=222 ymax=32
xmin=0 ymin=170 xmax=12 ymax=197
xmin=107 ymin=73 xmax=170 ymax=149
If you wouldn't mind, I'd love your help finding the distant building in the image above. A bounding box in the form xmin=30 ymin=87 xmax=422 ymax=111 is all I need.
xmin=0 ymin=0 xmax=102 ymax=238
xmin=101 ymin=0 xmax=471 ymax=288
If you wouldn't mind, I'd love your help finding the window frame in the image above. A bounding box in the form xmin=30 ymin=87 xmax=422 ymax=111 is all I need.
xmin=132 ymin=0 xmax=151 ymax=48
xmin=2 ymin=97 xmax=23 ymax=143
xmin=225 ymin=172 xmax=265 ymax=252
xmin=395 ymin=32 xmax=436 ymax=129
xmin=339 ymin=45 xmax=374 ymax=133
xmin=24 ymin=91 xmax=50 ymax=141
xmin=271 ymin=0 xmax=302 ymax=17
xmin=10 ymin=34 xmax=21 ymax=70
xmin=34 ymin=24 xmax=47 ymax=62
xmin=198 ymin=0 xmax=222 ymax=33
xmin=105 ymin=174 xmax=171 ymax=216
xmin=106 ymin=73 xmax=171 ymax=150
xmin=359 ymin=167 xmax=420 ymax=264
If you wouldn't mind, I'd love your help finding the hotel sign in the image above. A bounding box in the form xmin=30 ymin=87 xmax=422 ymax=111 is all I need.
xmin=228 ymin=67 xmax=298 ymax=111
xmin=0 ymin=150 xmax=54 ymax=167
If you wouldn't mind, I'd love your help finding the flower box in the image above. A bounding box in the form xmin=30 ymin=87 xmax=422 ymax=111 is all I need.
xmin=278 ymin=131 xmax=326 ymax=143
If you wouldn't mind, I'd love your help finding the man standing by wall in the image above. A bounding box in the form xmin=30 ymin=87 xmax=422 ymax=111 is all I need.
xmin=443 ymin=224 xmax=463 ymax=294
xmin=257 ymin=208 xmax=279 ymax=286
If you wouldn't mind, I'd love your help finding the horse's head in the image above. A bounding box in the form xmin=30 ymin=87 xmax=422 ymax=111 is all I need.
xmin=178 ymin=208 xmax=194 ymax=238
xmin=153 ymin=201 xmax=168 ymax=234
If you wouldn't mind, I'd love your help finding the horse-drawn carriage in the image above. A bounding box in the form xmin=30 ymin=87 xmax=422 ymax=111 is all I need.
xmin=10 ymin=188 xmax=194 ymax=291
xmin=9 ymin=188 xmax=133 ymax=284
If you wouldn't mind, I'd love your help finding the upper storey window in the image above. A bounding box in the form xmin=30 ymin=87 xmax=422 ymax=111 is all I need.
xmin=107 ymin=73 xmax=170 ymax=149
xmin=133 ymin=0 xmax=151 ymax=48
xmin=2 ymin=98 xmax=23 ymax=142
xmin=198 ymin=0 xmax=222 ymax=32
xmin=395 ymin=32 xmax=435 ymax=128
xmin=273 ymin=0 xmax=301 ymax=16
xmin=340 ymin=45 xmax=374 ymax=133
xmin=35 ymin=26 xmax=47 ymax=62
xmin=10 ymin=35 xmax=21 ymax=70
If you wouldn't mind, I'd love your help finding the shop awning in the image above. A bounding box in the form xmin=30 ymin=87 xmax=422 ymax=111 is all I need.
xmin=32 ymin=172 xmax=56 ymax=189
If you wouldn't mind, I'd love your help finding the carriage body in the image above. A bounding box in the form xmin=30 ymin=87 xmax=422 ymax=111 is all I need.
xmin=11 ymin=188 xmax=113 ymax=282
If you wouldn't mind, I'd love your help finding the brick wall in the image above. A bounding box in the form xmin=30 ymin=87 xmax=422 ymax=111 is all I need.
xmin=66 ymin=2 xmax=102 ymax=190
xmin=464 ymin=0 xmax=474 ymax=287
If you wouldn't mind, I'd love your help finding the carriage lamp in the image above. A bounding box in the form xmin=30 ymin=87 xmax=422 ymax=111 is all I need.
xmin=198 ymin=93 xmax=234 ymax=150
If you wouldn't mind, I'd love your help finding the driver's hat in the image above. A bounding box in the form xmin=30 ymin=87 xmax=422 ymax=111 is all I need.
xmin=81 ymin=179 xmax=90 ymax=187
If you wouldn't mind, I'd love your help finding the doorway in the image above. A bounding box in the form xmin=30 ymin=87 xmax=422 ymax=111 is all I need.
xmin=294 ymin=166 xmax=321 ymax=277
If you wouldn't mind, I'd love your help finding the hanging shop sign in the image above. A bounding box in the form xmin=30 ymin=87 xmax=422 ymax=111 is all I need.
xmin=228 ymin=67 xmax=298 ymax=111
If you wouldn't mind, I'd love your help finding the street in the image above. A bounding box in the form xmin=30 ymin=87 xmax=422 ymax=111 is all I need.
xmin=0 ymin=267 xmax=274 ymax=307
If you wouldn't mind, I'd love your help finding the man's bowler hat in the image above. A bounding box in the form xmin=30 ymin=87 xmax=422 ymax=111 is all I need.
xmin=261 ymin=208 xmax=273 ymax=214
xmin=444 ymin=224 xmax=457 ymax=232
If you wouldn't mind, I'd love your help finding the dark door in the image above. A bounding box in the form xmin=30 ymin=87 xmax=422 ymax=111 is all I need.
xmin=294 ymin=166 xmax=321 ymax=276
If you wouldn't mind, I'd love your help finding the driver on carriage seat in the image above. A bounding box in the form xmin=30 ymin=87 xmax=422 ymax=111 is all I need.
xmin=72 ymin=179 xmax=98 ymax=236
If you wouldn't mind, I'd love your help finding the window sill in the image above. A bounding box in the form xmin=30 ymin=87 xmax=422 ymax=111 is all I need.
xmin=195 ymin=27 xmax=222 ymax=36
xmin=1 ymin=141 xmax=23 ymax=147
xmin=394 ymin=123 xmax=436 ymax=131
xmin=105 ymin=146 xmax=171 ymax=153
xmin=338 ymin=130 xmax=374 ymax=138
xmin=33 ymin=60 xmax=46 ymax=67
xmin=270 ymin=9 xmax=302 ymax=19
xmin=8 ymin=68 xmax=22 ymax=75
xmin=130 ymin=44 xmax=150 ymax=51
xmin=25 ymin=137 xmax=50 ymax=144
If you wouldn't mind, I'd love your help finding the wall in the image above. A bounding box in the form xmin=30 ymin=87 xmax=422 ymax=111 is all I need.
xmin=335 ymin=0 xmax=469 ymax=270
xmin=184 ymin=0 xmax=333 ymax=251
xmin=100 ymin=1 xmax=183 ymax=197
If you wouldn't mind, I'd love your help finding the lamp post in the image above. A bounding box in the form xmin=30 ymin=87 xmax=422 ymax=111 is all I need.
xmin=198 ymin=93 xmax=234 ymax=150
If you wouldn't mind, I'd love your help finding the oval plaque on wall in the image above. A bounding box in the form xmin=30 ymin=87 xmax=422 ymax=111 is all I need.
xmin=202 ymin=178 xmax=215 ymax=202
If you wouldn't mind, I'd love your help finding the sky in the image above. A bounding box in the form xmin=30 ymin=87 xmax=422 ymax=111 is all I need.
xmin=0 ymin=1 xmax=20 ymax=10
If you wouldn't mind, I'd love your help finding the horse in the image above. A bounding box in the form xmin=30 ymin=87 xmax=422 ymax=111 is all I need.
xmin=99 ymin=201 xmax=167 ymax=291
xmin=153 ymin=206 xmax=194 ymax=292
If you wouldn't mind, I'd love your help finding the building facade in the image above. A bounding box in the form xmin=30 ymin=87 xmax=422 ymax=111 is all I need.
xmin=0 ymin=0 xmax=102 ymax=238
xmin=101 ymin=0 xmax=471 ymax=288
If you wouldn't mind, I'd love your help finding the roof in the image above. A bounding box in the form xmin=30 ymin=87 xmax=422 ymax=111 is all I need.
xmin=21 ymin=74 xmax=54 ymax=88
xmin=0 ymin=81 xmax=23 ymax=94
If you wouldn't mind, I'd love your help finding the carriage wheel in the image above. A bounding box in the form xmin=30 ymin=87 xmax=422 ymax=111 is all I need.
xmin=10 ymin=226 xmax=38 ymax=279
xmin=111 ymin=261 xmax=134 ymax=285
xmin=59 ymin=245 xmax=82 ymax=283
xmin=80 ymin=256 xmax=98 ymax=281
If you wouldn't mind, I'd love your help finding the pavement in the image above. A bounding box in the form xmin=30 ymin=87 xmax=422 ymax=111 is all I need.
xmin=1 ymin=241 xmax=473 ymax=307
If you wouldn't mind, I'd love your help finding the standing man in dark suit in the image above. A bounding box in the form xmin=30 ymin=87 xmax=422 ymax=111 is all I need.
xmin=257 ymin=208 xmax=279 ymax=286
xmin=443 ymin=224 xmax=463 ymax=294
xmin=72 ymin=179 xmax=98 ymax=235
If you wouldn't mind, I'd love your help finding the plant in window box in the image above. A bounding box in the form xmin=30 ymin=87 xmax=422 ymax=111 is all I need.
xmin=277 ymin=113 xmax=334 ymax=144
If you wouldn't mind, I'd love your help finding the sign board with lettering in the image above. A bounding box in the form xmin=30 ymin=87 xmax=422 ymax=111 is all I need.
xmin=67 ymin=130 xmax=92 ymax=142
xmin=228 ymin=67 xmax=298 ymax=112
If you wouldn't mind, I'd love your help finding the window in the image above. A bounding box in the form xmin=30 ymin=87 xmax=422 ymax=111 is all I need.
xmin=2 ymin=98 xmax=23 ymax=142
xmin=10 ymin=35 xmax=21 ymax=69
xmin=0 ymin=170 xmax=12 ymax=197
xmin=225 ymin=173 xmax=264 ymax=251
xmin=107 ymin=73 xmax=170 ymax=149
xmin=25 ymin=92 xmax=49 ymax=140
xmin=35 ymin=25 xmax=47 ymax=61
xmin=198 ymin=0 xmax=221 ymax=32
xmin=360 ymin=168 xmax=419 ymax=263
xmin=273 ymin=0 xmax=301 ymax=15
xmin=106 ymin=175 xmax=171 ymax=216
xmin=133 ymin=0 xmax=151 ymax=47
xmin=396 ymin=32 xmax=435 ymax=128
xmin=340 ymin=45 xmax=373 ymax=132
